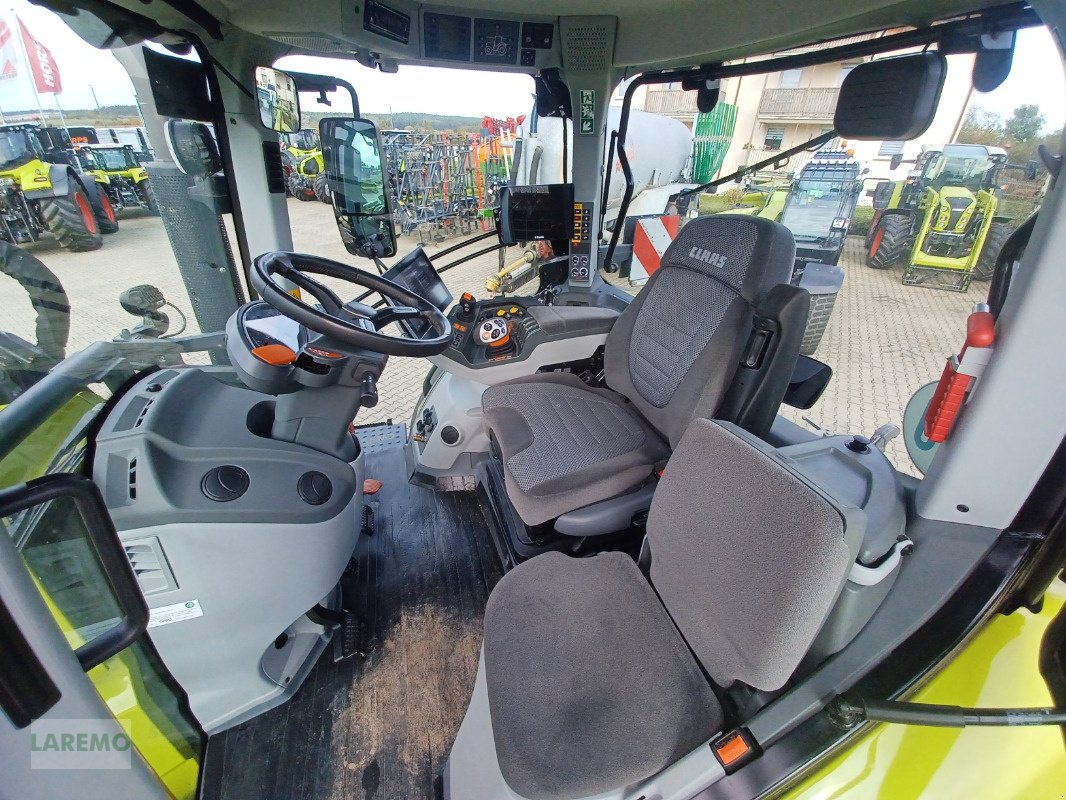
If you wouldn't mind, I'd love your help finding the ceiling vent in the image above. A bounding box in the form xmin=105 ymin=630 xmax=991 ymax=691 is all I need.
xmin=265 ymin=33 xmax=353 ymax=53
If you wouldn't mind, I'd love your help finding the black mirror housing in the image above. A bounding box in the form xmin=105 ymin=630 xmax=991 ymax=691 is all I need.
xmin=320 ymin=117 xmax=397 ymax=259
xmin=834 ymin=53 xmax=946 ymax=140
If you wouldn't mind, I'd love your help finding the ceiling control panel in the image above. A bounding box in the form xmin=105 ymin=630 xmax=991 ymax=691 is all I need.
xmin=424 ymin=12 xmax=472 ymax=61
xmin=569 ymin=202 xmax=593 ymax=287
xmin=473 ymin=18 xmax=519 ymax=65
xmin=363 ymin=0 xmax=411 ymax=44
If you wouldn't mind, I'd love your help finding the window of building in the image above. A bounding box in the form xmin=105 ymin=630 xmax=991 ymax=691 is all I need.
xmin=878 ymin=140 xmax=905 ymax=156
xmin=764 ymin=126 xmax=785 ymax=149
xmin=836 ymin=63 xmax=860 ymax=86
xmin=779 ymin=68 xmax=803 ymax=87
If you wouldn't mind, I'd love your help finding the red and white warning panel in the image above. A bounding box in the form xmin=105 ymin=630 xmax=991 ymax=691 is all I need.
xmin=924 ymin=303 xmax=995 ymax=443
xmin=630 ymin=215 xmax=680 ymax=285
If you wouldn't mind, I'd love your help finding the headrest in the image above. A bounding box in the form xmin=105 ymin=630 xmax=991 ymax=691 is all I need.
xmin=660 ymin=215 xmax=796 ymax=305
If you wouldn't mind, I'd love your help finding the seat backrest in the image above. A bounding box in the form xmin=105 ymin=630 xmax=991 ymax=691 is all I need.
xmin=646 ymin=419 xmax=855 ymax=691
xmin=604 ymin=215 xmax=796 ymax=446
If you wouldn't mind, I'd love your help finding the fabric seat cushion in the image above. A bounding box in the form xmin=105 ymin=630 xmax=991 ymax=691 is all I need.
xmin=482 ymin=372 xmax=669 ymax=526
xmin=483 ymin=550 xmax=724 ymax=800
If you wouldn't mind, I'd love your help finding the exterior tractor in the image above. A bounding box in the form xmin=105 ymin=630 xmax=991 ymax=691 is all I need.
xmin=0 ymin=123 xmax=117 ymax=252
xmin=74 ymin=144 xmax=160 ymax=216
xmin=865 ymin=144 xmax=1036 ymax=291
xmin=720 ymin=150 xmax=865 ymax=270
xmin=280 ymin=129 xmax=326 ymax=201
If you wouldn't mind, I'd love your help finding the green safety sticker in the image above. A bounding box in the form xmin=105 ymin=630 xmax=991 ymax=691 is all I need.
xmin=579 ymin=89 xmax=595 ymax=134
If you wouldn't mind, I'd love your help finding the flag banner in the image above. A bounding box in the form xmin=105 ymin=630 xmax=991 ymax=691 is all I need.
xmin=18 ymin=18 xmax=61 ymax=94
xmin=0 ymin=21 xmax=17 ymax=81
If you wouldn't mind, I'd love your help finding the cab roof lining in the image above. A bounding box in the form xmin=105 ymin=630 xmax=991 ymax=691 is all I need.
xmin=72 ymin=0 xmax=1020 ymax=72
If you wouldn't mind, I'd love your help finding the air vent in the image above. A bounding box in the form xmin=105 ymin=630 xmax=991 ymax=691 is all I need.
xmin=561 ymin=21 xmax=614 ymax=72
xmin=263 ymin=142 xmax=285 ymax=194
xmin=123 ymin=537 xmax=177 ymax=596
xmin=133 ymin=399 xmax=154 ymax=428
xmin=127 ymin=458 xmax=138 ymax=500
xmin=264 ymin=32 xmax=353 ymax=53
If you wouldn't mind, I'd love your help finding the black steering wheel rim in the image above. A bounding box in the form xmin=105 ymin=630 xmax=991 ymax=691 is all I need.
xmin=251 ymin=252 xmax=452 ymax=357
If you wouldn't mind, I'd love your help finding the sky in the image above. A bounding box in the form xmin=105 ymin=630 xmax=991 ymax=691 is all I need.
xmin=0 ymin=0 xmax=1063 ymax=133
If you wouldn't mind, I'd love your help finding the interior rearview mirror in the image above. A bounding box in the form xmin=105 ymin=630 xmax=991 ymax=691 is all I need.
xmin=783 ymin=355 xmax=833 ymax=410
xmin=255 ymin=66 xmax=301 ymax=133
xmin=320 ymin=117 xmax=397 ymax=259
xmin=834 ymin=53 xmax=946 ymax=140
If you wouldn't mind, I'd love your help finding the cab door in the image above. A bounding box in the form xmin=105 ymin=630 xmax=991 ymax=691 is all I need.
xmin=0 ymin=474 xmax=202 ymax=800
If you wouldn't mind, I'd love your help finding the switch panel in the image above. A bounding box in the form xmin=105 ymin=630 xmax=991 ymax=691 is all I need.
xmin=569 ymin=201 xmax=593 ymax=286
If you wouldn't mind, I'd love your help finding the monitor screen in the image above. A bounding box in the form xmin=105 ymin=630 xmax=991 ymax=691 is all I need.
xmin=498 ymin=184 xmax=574 ymax=245
xmin=381 ymin=247 xmax=453 ymax=339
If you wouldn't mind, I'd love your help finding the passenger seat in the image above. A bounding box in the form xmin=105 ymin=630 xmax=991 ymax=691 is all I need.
xmin=446 ymin=418 xmax=858 ymax=799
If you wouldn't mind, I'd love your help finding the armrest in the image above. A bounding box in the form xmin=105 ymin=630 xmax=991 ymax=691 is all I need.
xmin=527 ymin=305 xmax=620 ymax=337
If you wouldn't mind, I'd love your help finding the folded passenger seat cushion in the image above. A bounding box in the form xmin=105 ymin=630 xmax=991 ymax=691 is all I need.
xmin=482 ymin=550 xmax=724 ymax=800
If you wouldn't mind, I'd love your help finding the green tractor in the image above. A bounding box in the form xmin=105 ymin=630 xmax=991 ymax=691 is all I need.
xmin=0 ymin=123 xmax=117 ymax=252
xmin=73 ymin=144 xmax=159 ymax=216
xmin=280 ymin=129 xmax=326 ymax=201
xmin=865 ymin=144 xmax=1035 ymax=291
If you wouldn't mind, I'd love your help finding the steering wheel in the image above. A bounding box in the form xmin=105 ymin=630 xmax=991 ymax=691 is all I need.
xmin=251 ymin=252 xmax=452 ymax=357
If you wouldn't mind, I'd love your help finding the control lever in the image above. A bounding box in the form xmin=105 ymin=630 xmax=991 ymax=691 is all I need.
xmin=802 ymin=416 xmax=833 ymax=437
xmin=868 ymin=424 xmax=901 ymax=452
xmin=360 ymin=373 xmax=378 ymax=408
xmin=458 ymin=292 xmax=476 ymax=320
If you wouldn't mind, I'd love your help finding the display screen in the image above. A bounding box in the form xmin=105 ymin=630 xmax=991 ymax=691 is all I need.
xmin=381 ymin=247 xmax=453 ymax=339
xmin=498 ymin=184 xmax=575 ymax=245
xmin=424 ymin=13 xmax=471 ymax=61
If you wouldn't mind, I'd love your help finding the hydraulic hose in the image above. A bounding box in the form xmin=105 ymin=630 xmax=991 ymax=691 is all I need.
xmin=848 ymin=698 xmax=1066 ymax=728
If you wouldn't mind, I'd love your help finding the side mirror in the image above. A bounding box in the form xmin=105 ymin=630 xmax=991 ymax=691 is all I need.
xmin=255 ymin=66 xmax=301 ymax=133
xmin=164 ymin=120 xmax=222 ymax=179
xmin=889 ymin=153 xmax=904 ymax=171
xmin=320 ymin=117 xmax=397 ymax=258
xmin=783 ymin=355 xmax=833 ymax=410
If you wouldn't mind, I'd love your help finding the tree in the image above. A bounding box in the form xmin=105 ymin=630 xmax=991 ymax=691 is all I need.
xmin=1004 ymin=104 xmax=1045 ymax=143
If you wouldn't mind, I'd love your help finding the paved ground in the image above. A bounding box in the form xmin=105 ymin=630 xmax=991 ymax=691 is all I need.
xmin=0 ymin=199 xmax=985 ymax=473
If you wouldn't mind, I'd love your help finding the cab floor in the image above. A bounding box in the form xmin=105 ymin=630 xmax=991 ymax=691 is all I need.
xmin=200 ymin=426 xmax=503 ymax=800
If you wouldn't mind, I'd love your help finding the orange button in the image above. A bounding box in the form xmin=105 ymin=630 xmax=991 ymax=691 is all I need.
xmin=714 ymin=733 xmax=751 ymax=766
xmin=251 ymin=344 xmax=297 ymax=365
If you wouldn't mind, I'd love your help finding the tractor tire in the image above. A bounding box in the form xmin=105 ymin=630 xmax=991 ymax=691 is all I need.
xmin=82 ymin=181 xmax=119 ymax=234
xmin=39 ymin=186 xmax=103 ymax=253
xmin=138 ymin=181 xmax=160 ymax=216
xmin=313 ymin=172 xmax=331 ymax=203
xmin=95 ymin=192 xmax=120 ymax=234
xmin=972 ymin=221 xmax=1013 ymax=282
xmin=865 ymin=214 xmax=910 ymax=269
xmin=288 ymin=173 xmax=314 ymax=201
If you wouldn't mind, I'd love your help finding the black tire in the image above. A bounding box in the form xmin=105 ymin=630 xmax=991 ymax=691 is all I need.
xmin=313 ymin=172 xmax=331 ymax=203
xmin=39 ymin=185 xmax=103 ymax=252
xmin=288 ymin=173 xmax=314 ymax=201
xmin=83 ymin=180 xmax=119 ymax=234
xmin=138 ymin=180 xmax=160 ymax=216
xmin=972 ymin=221 xmax=1013 ymax=282
xmin=865 ymin=214 xmax=911 ymax=269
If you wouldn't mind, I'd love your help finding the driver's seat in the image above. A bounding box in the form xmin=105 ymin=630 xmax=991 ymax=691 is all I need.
xmin=481 ymin=215 xmax=798 ymax=527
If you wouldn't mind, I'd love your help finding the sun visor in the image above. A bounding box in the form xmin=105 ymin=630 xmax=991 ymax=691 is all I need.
xmin=834 ymin=53 xmax=947 ymax=140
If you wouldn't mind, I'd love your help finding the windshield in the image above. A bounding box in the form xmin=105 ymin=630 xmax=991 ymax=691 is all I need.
xmin=93 ymin=148 xmax=137 ymax=170
xmin=779 ymin=178 xmax=848 ymax=239
xmin=0 ymin=28 xmax=241 ymax=488
xmin=924 ymin=153 xmax=996 ymax=191
xmin=287 ymin=130 xmax=319 ymax=150
xmin=0 ymin=130 xmax=36 ymax=172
